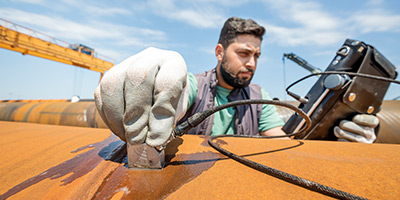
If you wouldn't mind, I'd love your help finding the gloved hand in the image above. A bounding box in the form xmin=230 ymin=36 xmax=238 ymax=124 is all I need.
xmin=95 ymin=47 xmax=189 ymax=147
xmin=334 ymin=114 xmax=379 ymax=143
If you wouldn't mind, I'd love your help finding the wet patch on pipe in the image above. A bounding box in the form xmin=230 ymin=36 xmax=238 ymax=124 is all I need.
xmin=92 ymin=151 xmax=222 ymax=199
xmin=0 ymin=134 xmax=119 ymax=199
xmin=92 ymin=137 xmax=223 ymax=199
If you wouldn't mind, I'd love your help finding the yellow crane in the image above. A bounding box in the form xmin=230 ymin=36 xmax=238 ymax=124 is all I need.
xmin=0 ymin=18 xmax=114 ymax=78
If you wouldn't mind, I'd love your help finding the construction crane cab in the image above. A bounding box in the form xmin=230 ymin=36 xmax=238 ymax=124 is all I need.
xmin=69 ymin=43 xmax=95 ymax=56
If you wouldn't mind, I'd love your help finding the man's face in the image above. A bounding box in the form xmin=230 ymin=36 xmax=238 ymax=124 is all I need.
xmin=219 ymin=34 xmax=261 ymax=88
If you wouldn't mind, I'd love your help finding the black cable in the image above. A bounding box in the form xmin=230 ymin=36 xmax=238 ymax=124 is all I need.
xmin=173 ymin=99 xmax=367 ymax=199
xmin=208 ymin=135 xmax=366 ymax=200
xmin=172 ymin=71 xmax=400 ymax=199
xmin=173 ymin=99 xmax=311 ymax=138
xmin=286 ymin=71 xmax=400 ymax=95
xmin=173 ymin=99 xmax=364 ymax=199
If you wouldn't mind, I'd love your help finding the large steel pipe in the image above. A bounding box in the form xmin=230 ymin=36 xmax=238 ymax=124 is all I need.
xmin=0 ymin=101 xmax=107 ymax=128
xmin=0 ymin=100 xmax=399 ymax=143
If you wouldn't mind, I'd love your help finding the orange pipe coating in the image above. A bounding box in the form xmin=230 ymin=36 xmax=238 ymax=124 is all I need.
xmin=0 ymin=101 xmax=107 ymax=128
xmin=0 ymin=121 xmax=399 ymax=199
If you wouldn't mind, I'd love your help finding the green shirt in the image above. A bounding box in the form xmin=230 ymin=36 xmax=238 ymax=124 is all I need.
xmin=187 ymin=73 xmax=284 ymax=136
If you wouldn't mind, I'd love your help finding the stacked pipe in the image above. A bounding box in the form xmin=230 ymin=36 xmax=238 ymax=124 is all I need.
xmin=0 ymin=100 xmax=399 ymax=144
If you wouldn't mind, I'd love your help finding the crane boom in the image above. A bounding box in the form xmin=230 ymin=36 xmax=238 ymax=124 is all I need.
xmin=283 ymin=52 xmax=322 ymax=74
xmin=0 ymin=18 xmax=114 ymax=75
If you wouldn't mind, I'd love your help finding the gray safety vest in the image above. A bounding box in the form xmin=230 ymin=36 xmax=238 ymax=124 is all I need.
xmin=179 ymin=68 xmax=263 ymax=135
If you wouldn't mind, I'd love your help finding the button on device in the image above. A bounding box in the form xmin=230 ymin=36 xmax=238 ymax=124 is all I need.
xmin=332 ymin=55 xmax=342 ymax=65
xmin=351 ymin=40 xmax=360 ymax=46
xmin=337 ymin=46 xmax=350 ymax=56
xmin=324 ymin=74 xmax=346 ymax=90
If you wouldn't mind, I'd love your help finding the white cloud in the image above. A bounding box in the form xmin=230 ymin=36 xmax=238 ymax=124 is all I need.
xmin=59 ymin=0 xmax=133 ymax=17
xmin=350 ymin=9 xmax=400 ymax=33
xmin=259 ymin=0 xmax=344 ymax=47
xmin=10 ymin=0 xmax=135 ymax=18
xmin=1 ymin=9 xmax=106 ymax=41
xmin=192 ymin=0 xmax=250 ymax=7
xmin=10 ymin=0 xmax=46 ymax=5
xmin=279 ymin=1 xmax=340 ymax=30
xmin=146 ymin=0 xmax=226 ymax=29
xmin=265 ymin=24 xmax=345 ymax=47
xmin=0 ymin=8 xmax=167 ymax=61
xmin=259 ymin=0 xmax=400 ymax=48
xmin=0 ymin=8 xmax=165 ymax=40
xmin=85 ymin=6 xmax=131 ymax=17
xmin=365 ymin=0 xmax=384 ymax=6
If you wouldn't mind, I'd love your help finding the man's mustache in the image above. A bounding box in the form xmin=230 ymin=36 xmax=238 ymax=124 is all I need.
xmin=237 ymin=68 xmax=254 ymax=75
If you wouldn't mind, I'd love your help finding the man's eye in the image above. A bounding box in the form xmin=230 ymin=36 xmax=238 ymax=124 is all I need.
xmin=238 ymin=52 xmax=248 ymax=56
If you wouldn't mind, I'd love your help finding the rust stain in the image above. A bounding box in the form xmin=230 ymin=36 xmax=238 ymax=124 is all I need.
xmin=92 ymin=152 xmax=221 ymax=200
xmin=0 ymin=121 xmax=399 ymax=199
xmin=92 ymin=138 xmax=222 ymax=200
xmin=187 ymin=137 xmax=400 ymax=199
xmin=0 ymin=135 xmax=119 ymax=199
xmin=70 ymin=143 xmax=96 ymax=153
xmin=91 ymin=137 xmax=305 ymax=199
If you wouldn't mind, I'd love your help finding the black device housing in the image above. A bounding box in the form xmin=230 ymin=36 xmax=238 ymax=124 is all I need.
xmin=283 ymin=39 xmax=397 ymax=140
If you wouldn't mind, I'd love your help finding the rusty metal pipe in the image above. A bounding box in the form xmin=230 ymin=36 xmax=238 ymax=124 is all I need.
xmin=0 ymin=100 xmax=107 ymax=129
xmin=0 ymin=100 xmax=399 ymax=143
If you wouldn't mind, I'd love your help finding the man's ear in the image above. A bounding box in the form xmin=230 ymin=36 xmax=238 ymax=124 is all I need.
xmin=215 ymin=44 xmax=224 ymax=62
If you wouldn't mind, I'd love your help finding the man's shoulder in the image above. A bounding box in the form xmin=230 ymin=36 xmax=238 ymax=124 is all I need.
xmin=248 ymin=82 xmax=261 ymax=88
xmin=247 ymin=83 xmax=262 ymax=92
xmin=247 ymin=83 xmax=272 ymax=100
xmin=192 ymin=68 xmax=215 ymax=78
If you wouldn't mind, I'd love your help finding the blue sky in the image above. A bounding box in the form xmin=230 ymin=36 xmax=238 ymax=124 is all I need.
xmin=0 ymin=0 xmax=399 ymax=100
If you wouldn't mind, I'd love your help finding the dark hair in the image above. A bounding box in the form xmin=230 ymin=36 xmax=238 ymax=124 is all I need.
xmin=218 ymin=17 xmax=265 ymax=49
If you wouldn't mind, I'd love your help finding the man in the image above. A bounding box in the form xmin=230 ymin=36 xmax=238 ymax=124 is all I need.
xmin=95 ymin=17 xmax=378 ymax=148
xmin=178 ymin=17 xmax=285 ymax=137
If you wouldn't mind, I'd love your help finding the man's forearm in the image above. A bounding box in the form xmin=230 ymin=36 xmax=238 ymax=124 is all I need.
xmin=260 ymin=126 xmax=289 ymax=139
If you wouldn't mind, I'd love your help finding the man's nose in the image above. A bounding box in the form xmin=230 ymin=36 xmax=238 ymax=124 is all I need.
xmin=245 ymin=56 xmax=256 ymax=69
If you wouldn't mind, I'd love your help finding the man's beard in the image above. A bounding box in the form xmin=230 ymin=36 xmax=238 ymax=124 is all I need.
xmin=219 ymin=56 xmax=253 ymax=89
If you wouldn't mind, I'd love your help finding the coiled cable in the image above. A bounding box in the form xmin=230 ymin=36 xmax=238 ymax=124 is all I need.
xmin=173 ymin=71 xmax=399 ymax=199
xmin=173 ymin=99 xmax=310 ymax=138
xmin=209 ymin=134 xmax=367 ymax=200
xmin=174 ymin=99 xmax=367 ymax=199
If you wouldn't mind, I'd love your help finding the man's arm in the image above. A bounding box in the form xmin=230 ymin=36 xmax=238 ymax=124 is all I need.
xmin=260 ymin=126 xmax=289 ymax=139
xmin=258 ymin=88 xmax=287 ymax=138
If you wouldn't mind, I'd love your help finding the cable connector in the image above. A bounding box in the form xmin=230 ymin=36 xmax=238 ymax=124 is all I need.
xmin=287 ymin=91 xmax=309 ymax=104
xmin=173 ymin=112 xmax=209 ymax=136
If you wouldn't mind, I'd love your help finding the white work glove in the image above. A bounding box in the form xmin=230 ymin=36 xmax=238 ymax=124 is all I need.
xmin=334 ymin=114 xmax=379 ymax=143
xmin=95 ymin=47 xmax=189 ymax=147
